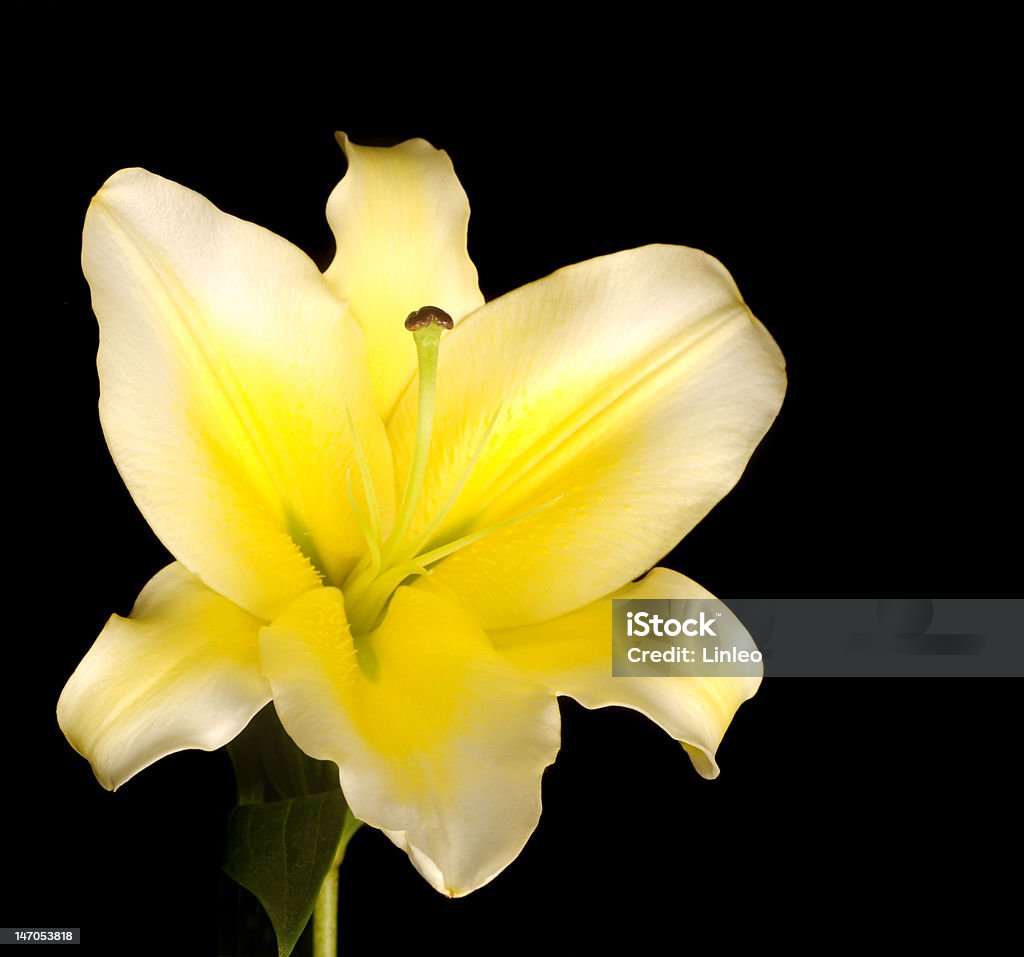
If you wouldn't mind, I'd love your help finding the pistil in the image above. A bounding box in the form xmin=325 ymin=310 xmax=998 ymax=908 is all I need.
xmin=343 ymin=307 xmax=452 ymax=636
xmin=380 ymin=307 xmax=453 ymax=568
xmin=341 ymin=305 xmax=556 ymax=639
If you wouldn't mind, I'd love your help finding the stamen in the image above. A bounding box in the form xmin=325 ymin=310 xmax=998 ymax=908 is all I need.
xmin=413 ymin=495 xmax=563 ymax=568
xmin=345 ymin=469 xmax=381 ymax=576
xmin=405 ymin=406 xmax=503 ymax=559
xmin=346 ymin=409 xmax=383 ymax=548
xmin=345 ymin=561 xmax=428 ymax=636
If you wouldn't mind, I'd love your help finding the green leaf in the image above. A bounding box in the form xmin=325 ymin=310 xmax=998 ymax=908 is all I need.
xmin=224 ymin=792 xmax=359 ymax=957
xmin=228 ymin=704 xmax=340 ymax=804
xmin=224 ymin=706 xmax=363 ymax=954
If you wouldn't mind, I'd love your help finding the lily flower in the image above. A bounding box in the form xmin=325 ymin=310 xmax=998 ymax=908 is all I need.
xmin=58 ymin=134 xmax=786 ymax=897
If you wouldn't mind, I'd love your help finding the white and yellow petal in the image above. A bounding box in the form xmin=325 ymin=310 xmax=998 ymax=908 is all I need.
xmin=323 ymin=134 xmax=484 ymax=420
xmin=57 ymin=564 xmax=270 ymax=791
xmin=390 ymin=244 xmax=786 ymax=629
xmin=489 ymin=567 xmax=761 ymax=780
xmin=85 ymin=169 xmax=392 ymax=621
xmin=259 ymin=585 xmax=561 ymax=896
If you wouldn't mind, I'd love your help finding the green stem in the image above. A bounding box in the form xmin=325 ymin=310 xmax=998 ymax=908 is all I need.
xmin=313 ymin=863 xmax=339 ymax=957
xmin=312 ymin=809 xmax=361 ymax=957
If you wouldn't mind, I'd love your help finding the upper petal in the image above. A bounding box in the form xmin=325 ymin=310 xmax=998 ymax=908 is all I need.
xmin=323 ymin=134 xmax=485 ymax=420
xmin=57 ymin=563 xmax=270 ymax=791
xmin=490 ymin=567 xmax=761 ymax=779
xmin=259 ymin=585 xmax=561 ymax=896
xmin=86 ymin=169 xmax=393 ymax=619
xmin=390 ymin=245 xmax=786 ymax=629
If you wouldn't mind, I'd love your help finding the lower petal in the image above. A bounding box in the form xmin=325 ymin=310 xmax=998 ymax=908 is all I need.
xmin=57 ymin=564 xmax=270 ymax=790
xmin=259 ymin=585 xmax=561 ymax=896
xmin=489 ymin=567 xmax=761 ymax=779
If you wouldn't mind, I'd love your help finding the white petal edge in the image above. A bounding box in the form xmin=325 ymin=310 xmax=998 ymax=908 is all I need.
xmin=58 ymin=564 xmax=270 ymax=790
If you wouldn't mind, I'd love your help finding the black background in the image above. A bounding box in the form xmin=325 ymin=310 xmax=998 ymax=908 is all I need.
xmin=7 ymin=36 xmax=1017 ymax=954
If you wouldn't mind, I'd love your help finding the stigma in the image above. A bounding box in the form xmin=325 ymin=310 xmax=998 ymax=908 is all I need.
xmin=404 ymin=305 xmax=454 ymax=330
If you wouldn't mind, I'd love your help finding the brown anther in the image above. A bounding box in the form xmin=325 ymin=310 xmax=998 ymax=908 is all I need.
xmin=405 ymin=306 xmax=454 ymax=331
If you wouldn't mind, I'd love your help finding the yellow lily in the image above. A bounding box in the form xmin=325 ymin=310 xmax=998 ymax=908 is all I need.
xmin=57 ymin=134 xmax=786 ymax=897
